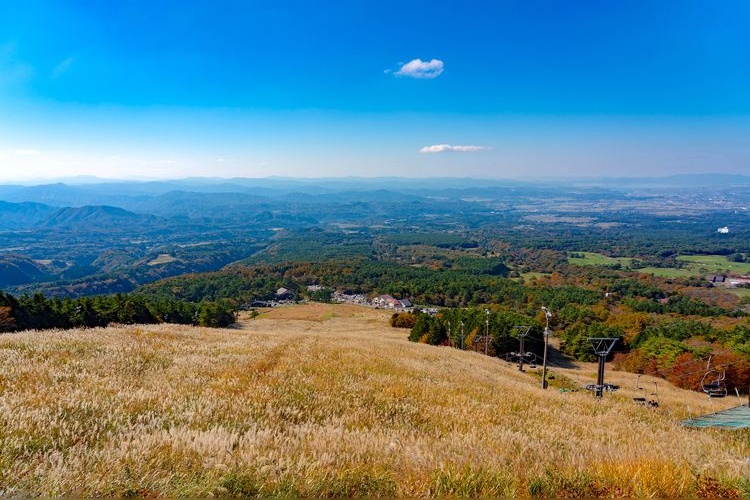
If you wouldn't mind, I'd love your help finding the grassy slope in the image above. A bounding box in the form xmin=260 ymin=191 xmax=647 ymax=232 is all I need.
xmin=677 ymin=255 xmax=750 ymax=275
xmin=0 ymin=303 xmax=748 ymax=497
xmin=634 ymin=266 xmax=699 ymax=278
xmin=570 ymin=252 xmax=750 ymax=279
xmin=568 ymin=252 xmax=634 ymax=268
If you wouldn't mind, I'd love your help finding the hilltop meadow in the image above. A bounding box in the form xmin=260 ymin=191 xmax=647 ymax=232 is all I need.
xmin=0 ymin=303 xmax=747 ymax=497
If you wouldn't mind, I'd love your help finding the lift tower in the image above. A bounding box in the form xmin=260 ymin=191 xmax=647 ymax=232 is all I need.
xmin=588 ymin=337 xmax=618 ymax=398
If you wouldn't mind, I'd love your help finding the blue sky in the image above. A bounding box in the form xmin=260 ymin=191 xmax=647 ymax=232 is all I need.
xmin=0 ymin=0 xmax=749 ymax=181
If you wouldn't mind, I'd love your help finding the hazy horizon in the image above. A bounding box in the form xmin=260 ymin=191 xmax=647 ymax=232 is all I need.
xmin=2 ymin=1 xmax=749 ymax=182
xmin=3 ymin=172 xmax=750 ymax=189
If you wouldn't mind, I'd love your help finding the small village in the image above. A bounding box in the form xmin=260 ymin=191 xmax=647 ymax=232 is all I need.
xmin=247 ymin=285 xmax=439 ymax=315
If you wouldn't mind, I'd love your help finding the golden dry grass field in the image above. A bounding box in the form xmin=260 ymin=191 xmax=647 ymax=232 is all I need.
xmin=0 ymin=303 xmax=748 ymax=497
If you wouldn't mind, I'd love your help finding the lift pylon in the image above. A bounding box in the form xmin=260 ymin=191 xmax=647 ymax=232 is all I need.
xmin=588 ymin=337 xmax=618 ymax=398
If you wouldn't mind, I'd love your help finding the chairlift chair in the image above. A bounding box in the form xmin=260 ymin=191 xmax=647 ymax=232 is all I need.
xmin=633 ymin=374 xmax=648 ymax=404
xmin=529 ymin=358 xmax=537 ymax=369
xmin=701 ymin=356 xmax=727 ymax=398
xmin=525 ymin=352 xmax=537 ymax=369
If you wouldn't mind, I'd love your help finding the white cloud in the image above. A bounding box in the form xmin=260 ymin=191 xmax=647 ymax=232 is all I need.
xmin=394 ymin=58 xmax=444 ymax=79
xmin=419 ymin=144 xmax=489 ymax=153
xmin=13 ymin=149 xmax=41 ymax=155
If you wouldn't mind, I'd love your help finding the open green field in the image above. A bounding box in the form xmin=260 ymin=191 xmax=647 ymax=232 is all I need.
xmin=638 ymin=255 xmax=750 ymax=278
xmin=516 ymin=271 xmax=551 ymax=282
xmin=677 ymin=254 xmax=750 ymax=274
xmin=635 ymin=266 xmax=698 ymax=278
xmin=0 ymin=303 xmax=747 ymax=497
xmin=569 ymin=252 xmax=750 ymax=279
xmin=567 ymin=252 xmax=634 ymax=268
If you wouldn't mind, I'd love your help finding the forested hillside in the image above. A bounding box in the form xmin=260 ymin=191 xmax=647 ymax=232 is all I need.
xmin=0 ymin=290 xmax=235 ymax=331
xmin=3 ymin=177 xmax=750 ymax=395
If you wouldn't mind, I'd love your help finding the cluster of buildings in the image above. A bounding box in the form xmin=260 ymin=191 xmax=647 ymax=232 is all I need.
xmin=331 ymin=291 xmax=439 ymax=315
xmin=709 ymin=275 xmax=750 ymax=288
xmin=245 ymin=286 xmax=419 ymax=311
xmin=243 ymin=284 xmax=444 ymax=316
xmin=246 ymin=286 xmax=298 ymax=308
xmin=333 ymin=291 xmax=412 ymax=310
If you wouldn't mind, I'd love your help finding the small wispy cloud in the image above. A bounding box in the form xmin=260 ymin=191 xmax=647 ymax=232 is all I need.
xmin=419 ymin=144 xmax=489 ymax=154
xmin=391 ymin=58 xmax=445 ymax=79
xmin=14 ymin=149 xmax=41 ymax=155
xmin=52 ymin=57 xmax=75 ymax=78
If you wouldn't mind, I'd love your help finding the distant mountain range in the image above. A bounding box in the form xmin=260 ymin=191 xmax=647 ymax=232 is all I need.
xmin=2 ymin=174 xmax=749 ymax=211
xmin=1 ymin=173 xmax=748 ymax=232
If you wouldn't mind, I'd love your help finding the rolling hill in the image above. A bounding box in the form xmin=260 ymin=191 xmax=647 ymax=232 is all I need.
xmin=0 ymin=303 xmax=746 ymax=497
xmin=42 ymin=205 xmax=157 ymax=229
xmin=0 ymin=254 xmax=54 ymax=286
xmin=0 ymin=200 xmax=59 ymax=230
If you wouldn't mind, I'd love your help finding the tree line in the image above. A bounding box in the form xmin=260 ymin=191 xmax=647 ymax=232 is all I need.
xmin=0 ymin=291 xmax=236 ymax=333
xmin=406 ymin=307 xmax=545 ymax=358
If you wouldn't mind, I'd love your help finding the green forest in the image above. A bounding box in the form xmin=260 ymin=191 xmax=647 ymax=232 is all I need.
xmin=0 ymin=291 xmax=236 ymax=332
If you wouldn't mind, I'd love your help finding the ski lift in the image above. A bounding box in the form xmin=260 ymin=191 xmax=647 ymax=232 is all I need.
xmin=528 ymin=353 xmax=537 ymax=369
xmin=502 ymin=351 xmax=537 ymax=369
xmin=701 ymin=356 xmax=727 ymax=398
xmin=648 ymin=381 xmax=659 ymax=408
xmin=585 ymin=383 xmax=619 ymax=393
xmin=633 ymin=374 xmax=648 ymax=404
